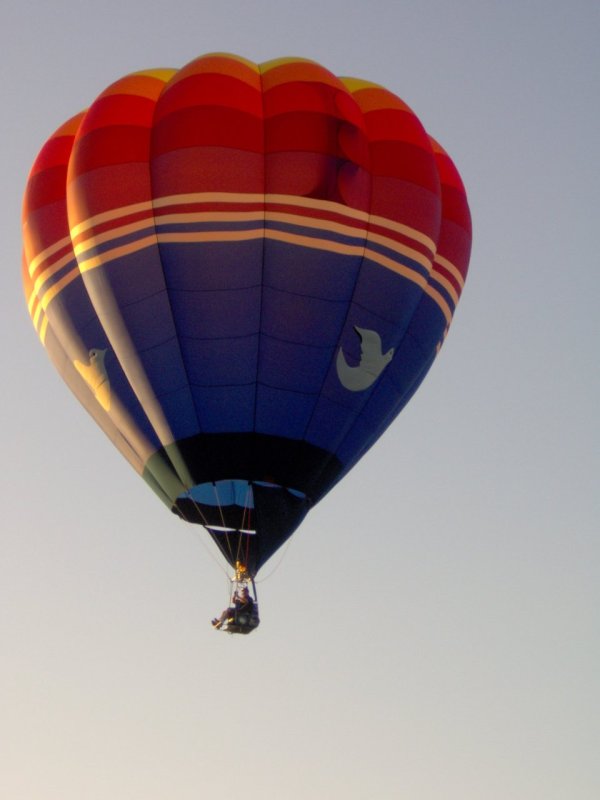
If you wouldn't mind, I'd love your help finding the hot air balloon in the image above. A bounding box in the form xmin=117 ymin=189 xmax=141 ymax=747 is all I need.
xmin=22 ymin=53 xmax=471 ymax=633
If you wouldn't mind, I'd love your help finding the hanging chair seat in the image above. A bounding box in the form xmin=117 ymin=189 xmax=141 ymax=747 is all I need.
xmin=221 ymin=607 xmax=261 ymax=635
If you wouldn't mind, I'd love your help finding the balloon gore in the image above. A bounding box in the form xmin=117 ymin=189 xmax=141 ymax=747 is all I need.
xmin=22 ymin=54 xmax=471 ymax=575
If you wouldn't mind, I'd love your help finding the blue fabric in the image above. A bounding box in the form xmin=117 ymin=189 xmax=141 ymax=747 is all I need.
xmin=79 ymin=234 xmax=447 ymax=472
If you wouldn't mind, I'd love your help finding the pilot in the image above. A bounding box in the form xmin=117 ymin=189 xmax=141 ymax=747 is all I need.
xmin=211 ymin=586 xmax=254 ymax=628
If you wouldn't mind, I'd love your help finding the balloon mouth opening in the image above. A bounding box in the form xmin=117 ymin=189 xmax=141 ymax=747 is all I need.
xmin=173 ymin=478 xmax=311 ymax=574
xmin=178 ymin=478 xmax=306 ymax=509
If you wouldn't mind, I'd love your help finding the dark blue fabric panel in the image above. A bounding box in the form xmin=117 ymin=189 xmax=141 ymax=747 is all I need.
xmin=258 ymin=335 xmax=335 ymax=394
xmin=171 ymin=287 xmax=260 ymax=433
xmin=256 ymin=239 xmax=363 ymax=441
xmin=405 ymin=294 xmax=448 ymax=353
xmin=335 ymin=407 xmax=397 ymax=469
xmin=160 ymin=238 xmax=263 ymax=433
xmin=336 ymin=361 xmax=434 ymax=474
xmin=304 ymin=393 xmax=356 ymax=453
xmin=337 ymin=375 xmax=405 ymax=466
xmin=337 ymin=295 xmax=445 ymax=463
xmin=158 ymin=241 xmax=263 ymax=291
xmin=353 ymin=260 xmax=425 ymax=328
xmin=96 ymin=248 xmax=168 ymax=304
xmin=116 ymin=289 xmax=179 ymax=352
xmin=335 ymin=330 xmax=437 ymax=465
xmin=168 ymin=286 xmax=262 ymax=339
xmin=387 ymin=330 xmax=435 ymax=395
xmin=56 ymin=264 xmax=98 ymax=331
xmin=191 ymin=384 xmax=255 ymax=432
xmin=155 ymin=385 xmax=199 ymax=440
xmin=255 ymin=385 xmax=315 ymax=438
xmin=260 ymin=286 xmax=347 ymax=346
xmin=262 ymin=239 xmax=361 ymax=300
xmin=184 ymin=334 xmax=258 ymax=387
xmin=139 ymin=336 xmax=189 ymax=393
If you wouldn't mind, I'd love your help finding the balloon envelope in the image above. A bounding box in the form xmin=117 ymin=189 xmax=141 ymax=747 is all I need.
xmin=22 ymin=54 xmax=471 ymax=574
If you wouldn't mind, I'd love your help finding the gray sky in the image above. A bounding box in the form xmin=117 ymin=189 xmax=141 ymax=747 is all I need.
xmin=2 ymin=1 xmax=599 ymax=798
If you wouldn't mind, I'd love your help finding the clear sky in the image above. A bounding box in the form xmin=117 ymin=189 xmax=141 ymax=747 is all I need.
xmin=2 ymin=1 xmax=599 ymax=798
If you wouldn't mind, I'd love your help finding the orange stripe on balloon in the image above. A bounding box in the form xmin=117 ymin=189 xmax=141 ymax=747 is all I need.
xmin=434 ymin=254 xmax=466 ymax=290
xmin=66 ymin=193 xmax=436 ymax=251
xmin=70 ymin=206 xmax=434 ymax=275
xmin=26 ymin=234 xmax=73 ymax=276
xmin=38 ymin=221 xmax=455 ymax=326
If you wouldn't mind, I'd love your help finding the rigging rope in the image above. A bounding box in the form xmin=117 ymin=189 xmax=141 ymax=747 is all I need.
xmin=242 ymin=481 xmax=253 ymax=568
xmin=211 ymin=481 xmax=235 ymax=566
xmin=176 ymin=493 xmax=230 ymax=578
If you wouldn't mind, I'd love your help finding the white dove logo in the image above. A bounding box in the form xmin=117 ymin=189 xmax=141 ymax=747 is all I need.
xmin=74 ymin=348 xmax=111 ymax=411
xmin=336 ymin=327 xmax=394 ymax=391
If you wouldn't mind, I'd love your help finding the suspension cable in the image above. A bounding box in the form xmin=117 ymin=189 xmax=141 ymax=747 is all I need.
xmin=174 ymin=499 xmax=230 ymax=578
xmin=211 ymin=481 xmax=236 ymax=567
xmin=242 ymin=481 xmax=252 ymax=569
